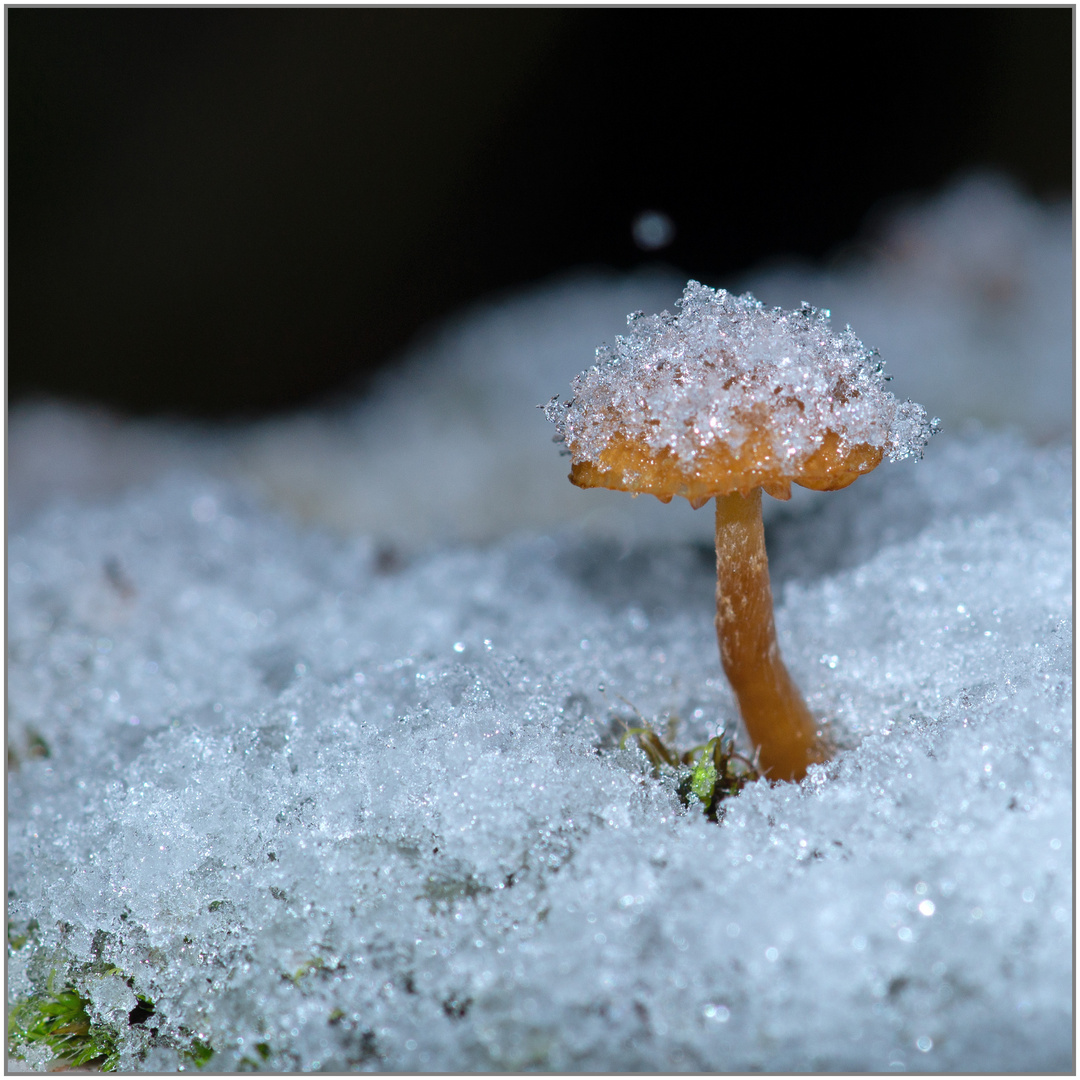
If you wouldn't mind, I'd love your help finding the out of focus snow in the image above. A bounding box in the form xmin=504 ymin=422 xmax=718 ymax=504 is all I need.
xmin=7 ymin=173 xmax=1073 ymax=1072
xmin=9 ymin=173 xmax=1071 ymax=543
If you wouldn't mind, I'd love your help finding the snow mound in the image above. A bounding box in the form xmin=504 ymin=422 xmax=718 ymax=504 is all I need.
xmin=8 ymin=430 xmax=1072 ymax=1072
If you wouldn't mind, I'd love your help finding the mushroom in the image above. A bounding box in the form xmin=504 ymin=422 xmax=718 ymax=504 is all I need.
xmin=545 ymin=282 xmax=937 ymax=782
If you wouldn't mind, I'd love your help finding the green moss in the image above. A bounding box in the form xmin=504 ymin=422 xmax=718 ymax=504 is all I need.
xmin=7 ymin=916 xmax=40 ymax=952
xmin=289 ymin=956 xmax=325 ymax=983
xmin=236 ymin=1040 xmax=272 ymax=1071
xmin=621 ymin=721 xmax=759 ymax=822
xmin=8 ymin=977 xmax=120 ymax=1071
xmin=689 ymin=743 xmax=719 ymax=804
xmin=8 ymin=959 xmax=210 ymax=1073
xmin=184 ymin=1038 xmax=216 ymax=1070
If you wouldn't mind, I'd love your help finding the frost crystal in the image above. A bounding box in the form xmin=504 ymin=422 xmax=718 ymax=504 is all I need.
xmin=548 ymin=281 xmax=937 ymax=472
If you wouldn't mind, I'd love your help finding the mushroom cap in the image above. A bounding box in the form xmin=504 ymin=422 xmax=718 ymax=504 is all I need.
xmin=568 ymin=424 xmax=883 ymax=504
xmin=546 ymin=282 xmax=937 ymax=504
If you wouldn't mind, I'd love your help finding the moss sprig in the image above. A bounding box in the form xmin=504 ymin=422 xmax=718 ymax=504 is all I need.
xmin=619 ymin=720 xmax=760 ymax=822
xmin=8 ymin=974 xmax=121 ymax=1071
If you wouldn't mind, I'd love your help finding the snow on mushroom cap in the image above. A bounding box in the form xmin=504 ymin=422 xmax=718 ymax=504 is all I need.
xmin=546 ymin=281 xmax=937 ymax=497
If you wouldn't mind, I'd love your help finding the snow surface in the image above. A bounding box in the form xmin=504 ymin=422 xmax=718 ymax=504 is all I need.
xmin=7 ymin=173 xmax=1074 ymax=1073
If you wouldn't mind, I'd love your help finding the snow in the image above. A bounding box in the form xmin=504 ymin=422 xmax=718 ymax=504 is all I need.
xmin=7 ymin=173 xmax=1073 ymax=1072
xmin=545 ymin=282 xmax=935 ymax=478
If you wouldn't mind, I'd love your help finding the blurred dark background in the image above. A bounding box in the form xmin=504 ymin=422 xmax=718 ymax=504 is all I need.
xmin=8 ymin=8 xmax=1072 ymax=419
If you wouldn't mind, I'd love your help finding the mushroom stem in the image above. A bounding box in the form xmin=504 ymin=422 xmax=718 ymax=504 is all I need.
xmin=714 ymin=489 xmax=828 ymax=782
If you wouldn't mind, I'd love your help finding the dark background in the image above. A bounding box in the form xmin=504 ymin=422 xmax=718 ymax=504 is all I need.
xmin=8 ymin=8 xmax=1072 ymax=419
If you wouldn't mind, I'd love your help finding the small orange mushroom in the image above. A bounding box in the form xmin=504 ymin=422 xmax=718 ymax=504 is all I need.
xmin=546 ymin=282 xmax=937 ymax=782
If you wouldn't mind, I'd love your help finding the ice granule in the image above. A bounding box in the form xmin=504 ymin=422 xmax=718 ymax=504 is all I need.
xmin=7 ymin=428 xmax=1071 ymax=1072
xmin=547 ymin=281 xmax=936 ymax=479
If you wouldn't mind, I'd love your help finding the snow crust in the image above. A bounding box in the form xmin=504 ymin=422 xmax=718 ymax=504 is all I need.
xmin=8 ymin=429 xmax=1072 ymax=1072
xmin=545 ymin=282 xmax=936 ymax=474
